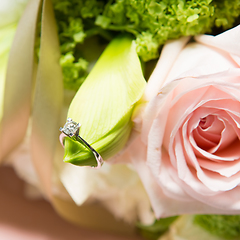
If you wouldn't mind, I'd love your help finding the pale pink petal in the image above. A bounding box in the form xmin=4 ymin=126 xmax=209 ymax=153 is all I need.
xmin=142 ymin=87 xmax=174 ymax=145
xmin=195 ymin=115 xmax=223 ymax=149
xmin=144 ymin=37 xmax=190 ymax=100
xmin=226 ymin=112 xmax=240 ymax=138
xmin=206 ymin=68 xmax=240 ymax=84
xmin=189 ymin=109 xmax=240 ymax=160
xmin=192 ymin=128 xmax=217 ymax=150
xmin=127 ymin=137 xmax=174 ymax=218
xmin=165 ymin=43 xmax=238 ymax=83
xmin=163 ymin=86 xmax=208 ymax=148
xmin=198 ymin=158 xmax=240 ymax=177
xmin=209 ymin=116 xmax=236 ymax=153
xmin=163 ymin=84 xmax=227 ymax=149
xmin=191 ymin=136 xmax=240 ymax=161
xmin=187 ymin=112 xmax=219 ymax=151
xmin=196 ymin=166 xmax=240 ymax=192
xmin=173 ymin=132 xmax=231 ymax=192
xmin=202 ymin=97 xmax=240 ymax=113
xmin=195 ymin=24 xmax=240 ymax=57
xmin=169 ymin=131 xmax=217 ymax=196
xmin=231 ymin=54 xmax=240 ymax=66
xmin=156 ymin=151 xmax=191 ymax=201
xmin=179 ymin=177 xmax=240 ymax=210
xmin=189 ymin=109 xmax=237 ymax=154
xmin=211 ymin=140 xmax=240 ymax=160
xmin=174 ymin=132 xmax=195 ymax=180
xmin=129 ymin=134 xmax=240 ymax=217
xmin=136 ymin=147 xmax=230 ymax=217
xmin=182 ymin=117 xmax=211 ymax=169
xmin=111 ymin=129 xmax=141 ymax=164
xmin=202 ymin=99 xmax=240 ymax=139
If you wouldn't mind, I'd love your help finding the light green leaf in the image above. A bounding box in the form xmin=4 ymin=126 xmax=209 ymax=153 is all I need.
xmin=64 ymin=35 xmax=146 ymax=166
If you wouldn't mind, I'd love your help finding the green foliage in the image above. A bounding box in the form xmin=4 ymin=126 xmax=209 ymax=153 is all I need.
xmin=137 ymin=216 xmax=178 ymax=240
xmin=60 ymin=53 xmax=88 ymax=91
xmin=194 ymin=215 xmax=240 ymax=239
xmin=52 ymin=0 xmax=240 ymax=90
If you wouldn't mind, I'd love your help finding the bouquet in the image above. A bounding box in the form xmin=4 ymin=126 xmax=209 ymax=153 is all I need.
xmin=1 ymin=0 xmax=240 ymax=239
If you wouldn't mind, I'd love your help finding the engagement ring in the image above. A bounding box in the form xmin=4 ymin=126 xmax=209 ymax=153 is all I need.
xmin=59 ymin=118 xmax=103 ymax=168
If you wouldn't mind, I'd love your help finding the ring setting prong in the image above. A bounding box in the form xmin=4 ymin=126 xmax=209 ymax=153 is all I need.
xmin=59 ymin=118 xmax=103 ymax=169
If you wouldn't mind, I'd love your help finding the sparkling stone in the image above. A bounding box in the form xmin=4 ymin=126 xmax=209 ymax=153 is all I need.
xmin=62 ymin=119 xmax=79 ymax=136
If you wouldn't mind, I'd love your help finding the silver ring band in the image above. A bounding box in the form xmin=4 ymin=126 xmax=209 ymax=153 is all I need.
xmin=59 ymin=118 xmax=103 ymax=168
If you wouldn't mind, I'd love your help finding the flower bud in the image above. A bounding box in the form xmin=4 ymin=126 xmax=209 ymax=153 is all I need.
xmin=63 ymin=35 xmax=146 ymax=167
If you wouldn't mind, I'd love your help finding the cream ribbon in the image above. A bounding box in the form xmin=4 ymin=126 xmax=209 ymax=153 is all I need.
xmin=0 ymin=0 xmax=135 ymax=235
xmin=0 ymin=0 xmax=41 ymax=161
xmin=30 ymin=0 xmax=63 ymax=200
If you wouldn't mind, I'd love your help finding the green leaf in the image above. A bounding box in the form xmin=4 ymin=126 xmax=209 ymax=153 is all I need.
xmin=137 ymin=216 xmax=178 ymax=240
xmin=63 ymin=35 xmax=146 ymax=167
xmin=194 ymin=215 xmax=240 ymax=239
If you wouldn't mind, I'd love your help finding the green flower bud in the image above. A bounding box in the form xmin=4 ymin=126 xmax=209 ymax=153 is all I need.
xmin=63 ymin=35 xmax=146 ymax=167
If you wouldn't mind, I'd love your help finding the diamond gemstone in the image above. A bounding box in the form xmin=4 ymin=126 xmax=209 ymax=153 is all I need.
xmin=62 ymin=119 xmax=79 ymax=136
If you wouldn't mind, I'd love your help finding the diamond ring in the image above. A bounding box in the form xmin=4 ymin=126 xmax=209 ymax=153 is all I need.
xmin=59 ymin=118 xmax=103 ymax=168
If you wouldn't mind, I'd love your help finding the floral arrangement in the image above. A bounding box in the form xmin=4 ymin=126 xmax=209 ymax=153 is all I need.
xmin=1 ymin=0 xmax=240 ymax=239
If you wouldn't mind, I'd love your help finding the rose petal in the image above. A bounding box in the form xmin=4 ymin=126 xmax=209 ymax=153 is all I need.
xmin=196 ymin=168 xmax=240 ymax=192
xmin=130 ymin=138 xmax=197 ymax=218
xmin=165 ymin=43 xmax=238 ymax=84
xmin=144 ymin=37 xmax=190 ymax=100
xmin=145 ymin=146 xmax=240 ymax=216
xmin=194 ymin=115 xmax=223 ymax=148
xmin=193 ymin=128 xmax=218 ymax=150
xmin=198 ymin=158 xmax=240 ymax=177
xmin=191 ymin=135 xmax=240 ymax=161
xmin=142 ymin=87 xmax=174 ymax=145
xmin=195 ymin=25 xmax=240 ymax=57
xmin=230 ymin=54 xmax=240 ymax=66
xmin=170 ymin=130 xmax=219 ymax=195
xmin=210 ymin=115 xmax=236 ymax=153
xmin=174 ymin=132 xmax=240 ymax=192
xmin=179 ymin=177 xmax=240 ymax=210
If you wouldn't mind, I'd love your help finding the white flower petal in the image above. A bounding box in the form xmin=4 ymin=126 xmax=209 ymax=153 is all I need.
xmin=0 ymin=0 xmax=29 ymax=28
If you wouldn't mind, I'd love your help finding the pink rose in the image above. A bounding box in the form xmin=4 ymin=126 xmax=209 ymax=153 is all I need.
xmin=118 ymin=25 xmax=240 ymax=218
